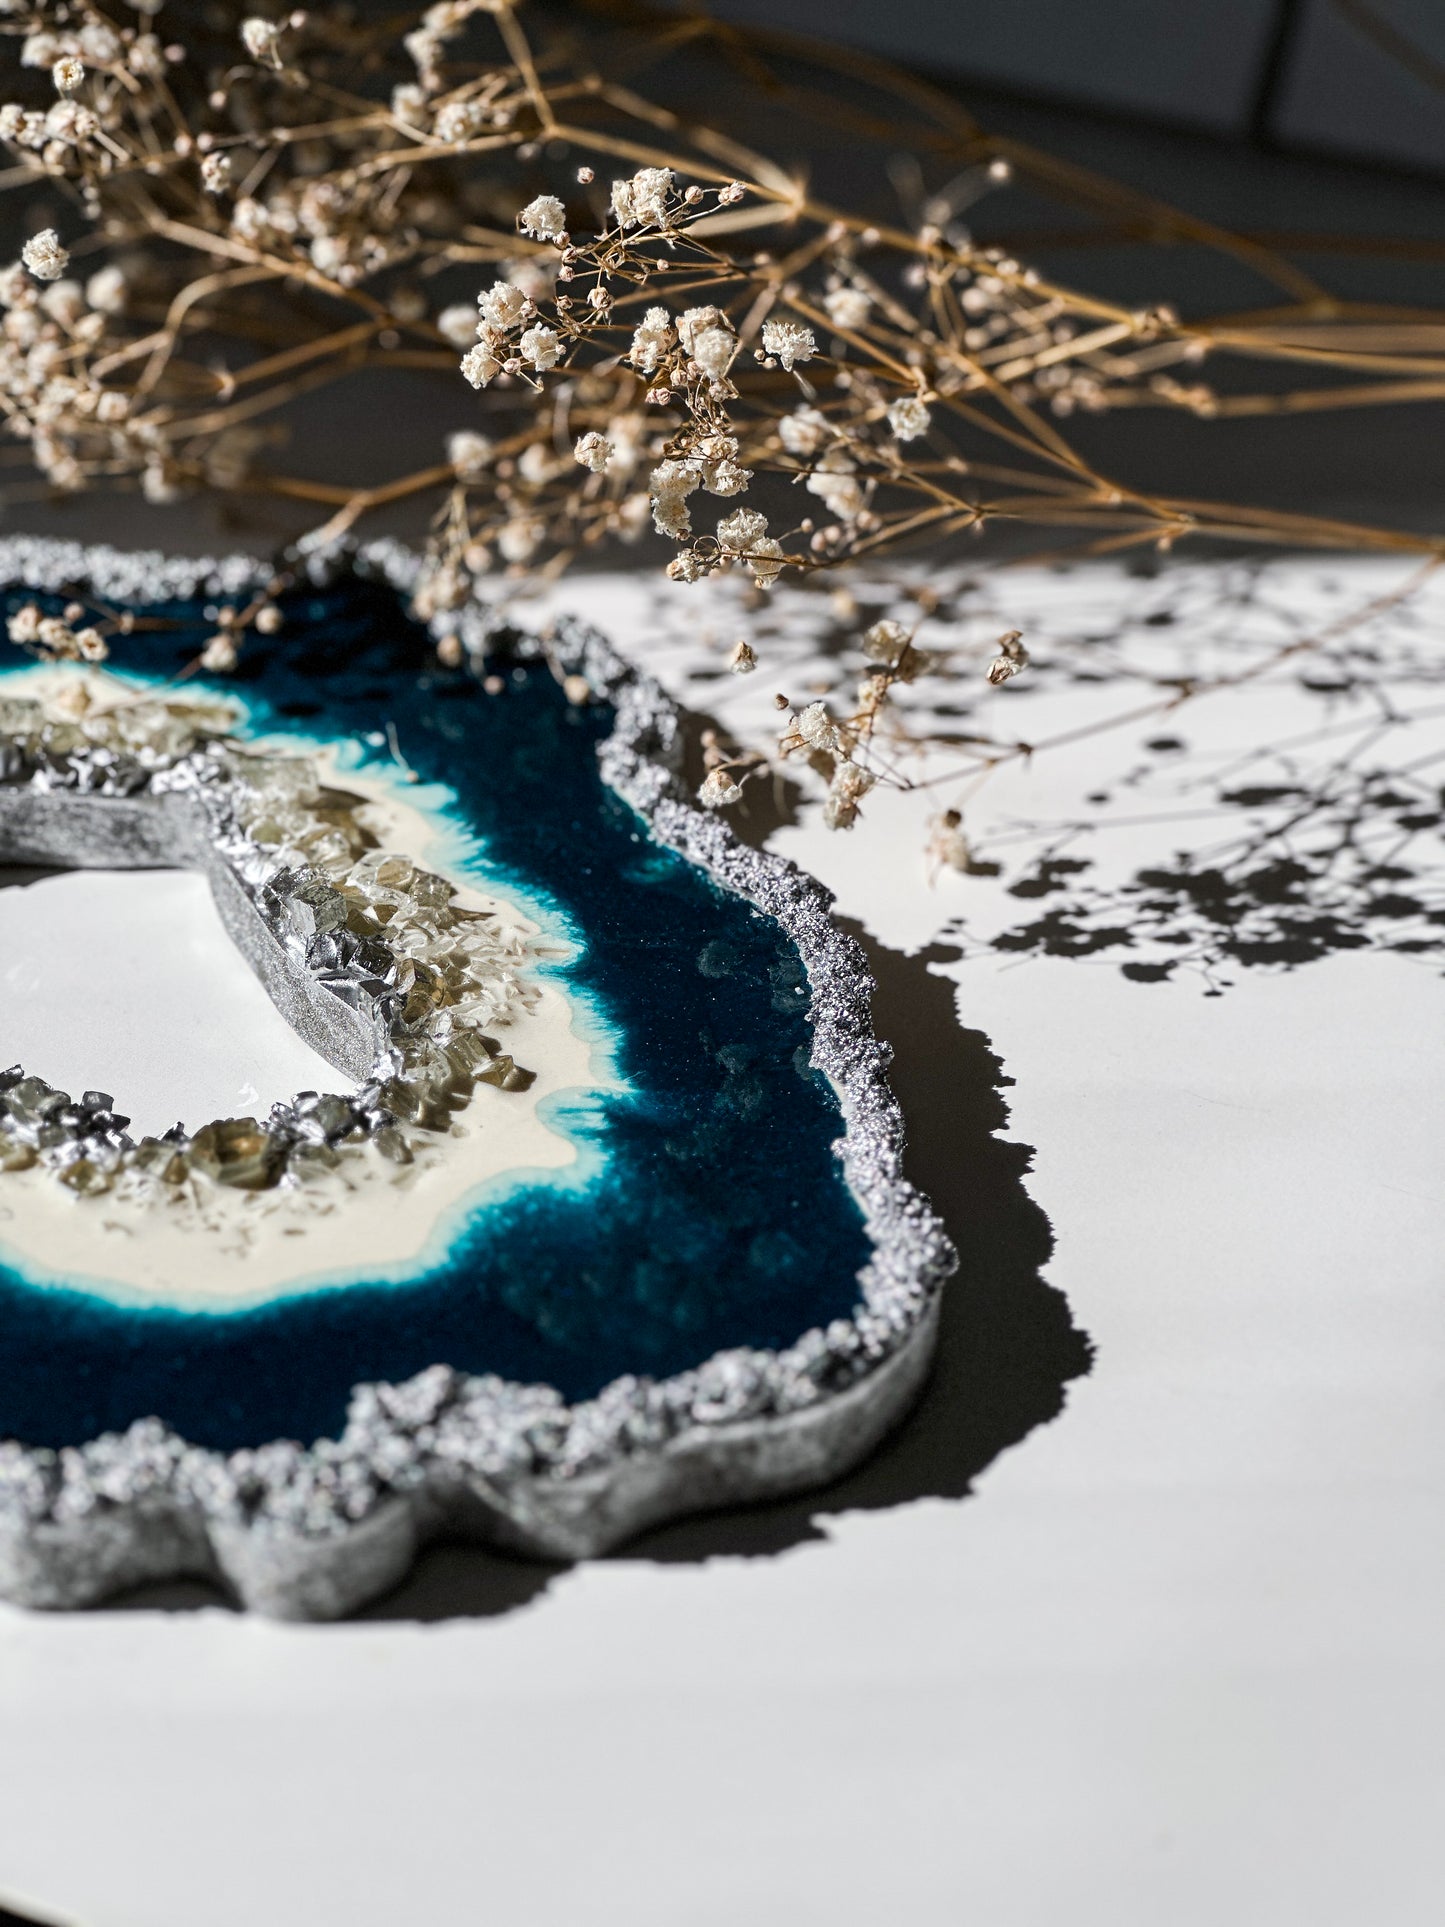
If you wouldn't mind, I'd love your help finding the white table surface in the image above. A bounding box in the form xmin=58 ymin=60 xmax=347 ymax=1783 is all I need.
xmin=0 ymin=558 xmax=1441 ymax=1927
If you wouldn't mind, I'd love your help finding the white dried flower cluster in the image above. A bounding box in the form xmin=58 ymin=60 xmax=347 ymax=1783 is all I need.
xmin=823 ymin=761 xmax=875 ymax=831
xmin=436 ymin=303 xmax=478 ymax=349
xmin=806 ymin=445 xmax=864 ymax=523
xmin=761 ymin=318 xmax=816 ymax=371
xmin=694 ymin=433 xmax=749 ymax=495
xmin=779 ymin=406 xmax=830 ymax=457
xmin=573 ymin=430 xmax=611 ymax=472
xmin=432 ymin=98 xmax=488 ymax=144
xmin=480 ymin=280 xmax=527 ymax=331
xmin=716 ymin=506 xmax=783 ymax=588
xmin=229 ymin=166 xmax=415 ymax=287
xmin=648 ymin=458 xmax=700 ymax=538
xmin=888 ymin=395 xmax=932 ymax=442
xmin=21 ymin=229 xmax=67 ymax=281
xmin=0 ymin=0 xmax=1348 ymax=884
xmin=691 ymin=322 xmax=736 ymax=384
xmin=611 ymin=167 xmax=673 ymax=229
xmin=629 ymin=305 xmax=674 ymax=374
xmin=460 ymin=275 xmax=556 ymax=388
xmin=697 ymin=766 xmax=743 ymax=808
xmin=241 ymin=18 xmax=285 ymax=69
xmin=862 ymin=619 xmax=911 ymax=662
xmin=85 ymin=265 xmax=125 ymax=315
xmin=824 ymin=286 xmax=871 ymax=331
xmin=518 ymin=194 xmax=567 ymax=243
xmin=0 ymin=253 xmax=159 ymax=495
xmin=789 ymin=701 xmax=847 ymax=756
xmin=497 ymin=516 xmax=543 ymax=563
xmin=200 ymin=633 xmax=238 ymax=673
xmin=518 ymin=322 xmax=560 ymax=370
xmin=447 ymin=429 xmax=493 ymax=480
xmin=7 ymin=603 xmax=107 ymax=662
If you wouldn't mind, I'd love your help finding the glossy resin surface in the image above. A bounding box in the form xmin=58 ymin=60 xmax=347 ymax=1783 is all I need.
xmin=0 ymin=575 xmax=871 ymax=1452
xmin=0 ymin=539 xmax=951 ymax=1614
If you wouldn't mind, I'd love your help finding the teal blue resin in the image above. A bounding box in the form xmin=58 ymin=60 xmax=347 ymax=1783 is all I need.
xmin=0 ymin=581 xmax=871 ymax=1451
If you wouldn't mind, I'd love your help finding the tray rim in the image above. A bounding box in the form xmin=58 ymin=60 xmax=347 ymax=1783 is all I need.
xmin=0 ymin=533 xmax=955 ymax=1617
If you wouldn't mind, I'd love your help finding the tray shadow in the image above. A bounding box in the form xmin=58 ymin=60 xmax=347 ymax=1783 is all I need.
xmin=101 ymin=722 xmax=1092 ymax=1622
xmin=350 ymin=925 xmax=1092 ymax=1617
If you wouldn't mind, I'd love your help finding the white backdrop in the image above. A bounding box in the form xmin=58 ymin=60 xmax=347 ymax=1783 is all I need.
xmin=0 ymin=561 xmax=1441 ymax=1926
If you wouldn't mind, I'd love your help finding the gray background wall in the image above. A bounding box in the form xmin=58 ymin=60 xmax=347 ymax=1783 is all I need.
xmin=661 ymin=0 xmax=1445 ymax=171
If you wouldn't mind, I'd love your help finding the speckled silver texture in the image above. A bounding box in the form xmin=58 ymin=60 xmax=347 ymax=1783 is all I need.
xmin=0 ymin=676 xmax=534 ymax=1192
xmin=0 ymin=535 xmax=955 ymax=1619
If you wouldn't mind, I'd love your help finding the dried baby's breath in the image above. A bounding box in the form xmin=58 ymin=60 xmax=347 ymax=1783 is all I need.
xmin=0 ymin=2 xmax=1438 ymax=868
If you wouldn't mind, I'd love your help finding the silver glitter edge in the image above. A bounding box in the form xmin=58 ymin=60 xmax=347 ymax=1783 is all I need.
xmin=0 ymin=534 xmax=955 ymax=1619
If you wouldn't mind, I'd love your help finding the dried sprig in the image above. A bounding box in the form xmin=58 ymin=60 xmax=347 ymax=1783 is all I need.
xmin=1 ymin=0 xmax=1442 ymax=863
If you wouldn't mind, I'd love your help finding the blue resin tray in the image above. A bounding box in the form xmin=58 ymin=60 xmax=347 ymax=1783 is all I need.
xmin=0 ymin=538 xmax=952 ymax=1617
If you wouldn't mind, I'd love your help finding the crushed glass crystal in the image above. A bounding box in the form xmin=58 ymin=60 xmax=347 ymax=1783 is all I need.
xmin=0 ymin=683 xmax=537 ymax=1197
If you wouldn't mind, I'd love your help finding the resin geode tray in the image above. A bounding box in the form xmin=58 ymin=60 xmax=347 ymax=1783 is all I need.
xmin=0 ymin=537 xmax=952 ymax=1619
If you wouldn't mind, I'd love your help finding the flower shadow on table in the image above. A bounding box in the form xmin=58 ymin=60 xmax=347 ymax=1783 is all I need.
xmin=352 ymin=922 xmax=1092 ymax=1616
xmin=351 ymin=732 xmax=1094 ymax=1617
xmin=101 ymin=736 xmax=1092 ymax=1622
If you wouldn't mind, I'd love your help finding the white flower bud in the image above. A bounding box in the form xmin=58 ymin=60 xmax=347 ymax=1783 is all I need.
xmin=240 ymin=18 xmax=284 ymax=68
xmin=612 ymin=166 xmax=673 ymax=229
xmin=478 ymin=280 xmax=528 ymax=332
xmin=436 ymin=303 xmax=478 ymax=349
xmin=824 ymin=287 xmax=871 ymax=331
xmin=779 ymin=406 xmax=829 ymax=457
xmin=986 ymin=631 xmax=1029 ymax=684
xmin=498 ymin=517 xmax=543 ymax=563
xmin=85 ymin=264 xmax=126 ymax=315
xmin=518 ymin=194 xmax=566 ymax=243
xmin=460 ymin=341 xmax=501 ymax=388
xmin=716 ymin=505 xmax=768 ymax=554
xmin=717 ymin=506 xmax=783 ymax=587
xmin=628 ymin=305 xmax=674 ymax=374
xmin=201 ymin=633 xmax=238 ymax=673
xmin=698 ymin=767 xmax=743 ymax=808
xmin=761 ymin=318 xmax=816 ymax=371
xmin=750 ymin=539 xmax=785 ymax=587
xmin=795 ymin=701 xmax=844 ymax=753
xmin=21 ymin=229 xmax=69 ymax=282
xmin=518 ymin=322 xmax=561 ymax=370
xmin=888 ymin=395 xmax=932 ymax=442
xmin=863 ymin=619 xmax=911 ymax=662
xmin=823 ymin=761 xmax=875 ymax=831
xmin=573 ymin=430 xmax=611 ymax=472
xmin=691 ymin=326 xmax=735 ymax=382
xmin=447 ymin=429 xmax=494 ymax=481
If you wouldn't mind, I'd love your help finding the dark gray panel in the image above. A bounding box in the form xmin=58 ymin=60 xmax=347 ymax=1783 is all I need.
xmin=1273 ymin=0 xmax=1445 ymax=172
xmin=660 ymin=0 xmax=1283 ymax=134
